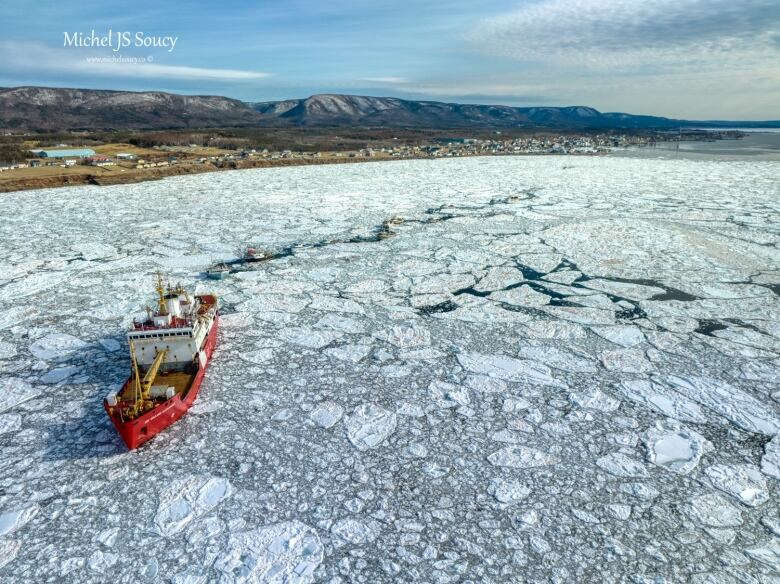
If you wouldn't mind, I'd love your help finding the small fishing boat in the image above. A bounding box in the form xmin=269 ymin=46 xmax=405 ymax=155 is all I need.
xmin=205 ymin=262 xmax=230 ymax=280
xmin=244 ymin=247 xmax=272 ymax=262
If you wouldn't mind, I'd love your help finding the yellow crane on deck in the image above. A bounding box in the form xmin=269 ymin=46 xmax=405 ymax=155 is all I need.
xmin=127 ymin=341 xmax=168 ymax=418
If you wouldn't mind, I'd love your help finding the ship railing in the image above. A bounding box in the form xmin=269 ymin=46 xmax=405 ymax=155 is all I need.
xmin=132 ymin=317 xmax=194 ymax=331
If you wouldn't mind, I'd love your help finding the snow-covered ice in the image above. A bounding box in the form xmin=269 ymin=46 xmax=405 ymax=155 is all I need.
xmin=213 ymin=520 xmax=323 ymax=583
xmin=0 ymin=155 xmax=778 ymax=582
xmin=643 ymin=422 xmax=712 ymax=474
xmin=344 ymin=403 xmax=397 ymax=450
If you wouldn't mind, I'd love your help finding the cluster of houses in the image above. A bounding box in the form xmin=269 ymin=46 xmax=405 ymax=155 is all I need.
xmin=0 ymin=147 xmax=180 ymax=173
xmin=418 ymin=134 xmax=651 ymax=157
xmin=0 ymin=133 xmax=662 ymax=175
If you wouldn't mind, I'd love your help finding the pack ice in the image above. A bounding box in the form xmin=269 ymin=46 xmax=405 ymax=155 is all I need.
xmin=0 ymin=155 xmax=778 ymax=582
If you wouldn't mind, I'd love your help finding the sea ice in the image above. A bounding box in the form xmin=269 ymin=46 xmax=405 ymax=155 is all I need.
xmin=518 ymin=346 xmax=597 ymax=373
xmin=314 ymin=313 xmax=366 ymax=333
xmin=643 ymin=423 xmax=712 ymax=474
xmin=279 ymin=327 xmax=342 ymax=349
xmin=579 ymin=279 xmax=665 ymax=301
xmin=0 ymin=340 xmax=17 ymax=359
xmin=323 ymin=344 xmax=372 ymax=363
xmin=487 ymin=478 xmax=531 ymax=504
xmin=569 ymin=388 xmax=620 ymax=412
xmin=309 ymin=402 xmax=344 ymax=429
xmin=1 ymin=153 xmax=778 ymax=581
xmin=760 ymin=436 xmax=780 ymax=479
xmin=616 ymin=379 xmax=707 ymax=423
xmin=667 ymin=376 xmax=780 ymax=436
xmin=487 ymin=446 xmax=557 ymax=468
xmin=344 ymin=403 xmax=397 ymax=450
xmin=596 ymin=453 xmax=648 ymax=477
xmin=590 ymin=325 xmax=646 ymax=348
xmin=28 ymin=333 xmax=87 ymax=361
xmin=704 ymin=465 xmax=769 ymax=507
xmin=744 ymin=539 xmax=780 ymax=571
xmin=330 ymin=518 xmax=380 ymax=545
xmin=600 ymin=348 xmax=652 ymax=373
xmin=429 ymin=380 xmax=470 ymax=408
xmin=457 ymin=352 xmax=565 ymax=386
xmin=213 ymin=521 xmax=323 ymax=583
xmin=0 ymin=413 xmax=21 ymax=434
xmin=0 ymin=378 xmax=40 ymax=414
xmin=39 ymin=366 xmax=82 ymax=384
xmin=0 ymin=505 xmax=38 ymax=536
xmin=374 ymin=324 xmax=431 ymax=348
xmin=490 ymin=285 xmax=550 ymax=307
xmin=153 ymin=476 xmax=232 ymax=536
xmin=684 ymin=494 xmax=743 ymax=528
xmin=0 ymin=540 xmax=21 ymax=570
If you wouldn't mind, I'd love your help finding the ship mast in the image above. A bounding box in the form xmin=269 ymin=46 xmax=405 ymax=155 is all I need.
xmin=155 ymin=271 xmax=168 ymax=315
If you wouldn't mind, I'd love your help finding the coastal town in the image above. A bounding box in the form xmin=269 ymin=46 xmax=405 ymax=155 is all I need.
xmin=0 ymin=130 xmax=738 ymax=192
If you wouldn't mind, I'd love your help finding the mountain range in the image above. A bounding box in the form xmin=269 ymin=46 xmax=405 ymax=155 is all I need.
xmin=1 ymin=86 xmax=777 ymax=132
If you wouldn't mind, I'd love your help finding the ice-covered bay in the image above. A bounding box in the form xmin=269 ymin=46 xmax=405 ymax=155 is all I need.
xmin=0 ymin=156 xmax=778 ymax=582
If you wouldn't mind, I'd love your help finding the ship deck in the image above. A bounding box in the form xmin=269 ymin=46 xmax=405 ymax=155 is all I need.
xmin=119 ymin=370 xmax=196 ymax=402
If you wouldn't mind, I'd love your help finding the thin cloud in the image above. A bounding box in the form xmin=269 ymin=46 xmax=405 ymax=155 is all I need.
xmin=0 ymin=41 xmax=270 ymax=81
xmin=469 ymin=0 xmax=780 ymax=70
xmin=360 ymin=77 xmax=410 ymax=84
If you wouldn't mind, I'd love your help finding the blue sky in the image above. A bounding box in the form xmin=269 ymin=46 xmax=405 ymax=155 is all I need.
xmin=0 ymin=0 xmax=778 ymax=119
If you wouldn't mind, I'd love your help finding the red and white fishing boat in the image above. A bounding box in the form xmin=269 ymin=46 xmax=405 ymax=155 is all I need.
xmin=104 ymin=274 xmax=219 ymax=449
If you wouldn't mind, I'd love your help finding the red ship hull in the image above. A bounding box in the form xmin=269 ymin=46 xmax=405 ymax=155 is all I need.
xmin=105 ymin=316 xmax=219 ymax=449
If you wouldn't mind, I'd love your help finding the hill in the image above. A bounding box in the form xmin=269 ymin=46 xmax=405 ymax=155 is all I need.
xmin=1 ymin=86 xmax=778 ymax=131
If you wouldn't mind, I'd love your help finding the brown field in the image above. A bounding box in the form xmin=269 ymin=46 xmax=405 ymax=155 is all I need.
xmin=92 ymin=143 xmax=162 ymax=157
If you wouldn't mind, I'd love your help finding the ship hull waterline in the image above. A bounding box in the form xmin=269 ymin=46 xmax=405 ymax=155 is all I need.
xmin=105 ymin=316 xmax=219 ymax=449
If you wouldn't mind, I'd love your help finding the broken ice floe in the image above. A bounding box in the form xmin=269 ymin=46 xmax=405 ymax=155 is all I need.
xmin=569 ymin=388 xmax=620 ymax=412
xmin=596 ymin=453 xmax=648 ymax=477
xmin=457 ymin=352 xmax=565 ymax=386
xmin=517 ymin=345 xmax=596 ymax=373
xmin=429 ymin=380 xmax=470 ymax=408
xmin=744 ymin=539 xmax=780 ymax=572
xmin=0 ymin=505 xmax=38 ymax=537
xmin=667 ymin=375 xmax=780 ymax=436
xmin=600 ymin=348 xmax=652 ymax=373
xmin=761 ymin=436 xmax=780 ymax=479
xmin=374 ymin=324 xmax=431 ymax=348
xmin=704 ymin=464 xmax=769 ymax=507
xmin=323 ymin=344 xmax=372 ymax=363
xmin=330 ymin=518 xmax=380 ymax=545
xmin=214 ymin=520 xmax=322 ymax=583
xmin=643 ymin=422 xmax=712 ymax=474
xmin=279 ymin=327 xmax=342 ymax=349
xmin=684 ymin=494 xmax=743 ymax=527
xmin=591 ymin=325 xmax=646 ymax=348
xmin=0 ymin=413 xmax=22 ymax=435
xmin=0 ymin=540 xmax=21 ymax=570
xmin=487 ymin=478 xmax=531 ymax=504
xmin=616 ymin=379 xmax=707 ymax=423
xmin=0 ymin=378 xmax=40 ymax=414
xmin=29 ymin=333 xmax=87 ymax=361
xmin=309 ymin=402 xmax=344 ymax=429
xmin=344 ymin=403 xmax=397 ymax=450
xmin=153 ymin=476 xmax=232 ymax=536
xmin=488 ymin=446 xmax=557 ymax=468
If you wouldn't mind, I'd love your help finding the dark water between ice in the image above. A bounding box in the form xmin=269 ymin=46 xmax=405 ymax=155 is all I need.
xmin=610 ymin=130 xmax=780 ymax=161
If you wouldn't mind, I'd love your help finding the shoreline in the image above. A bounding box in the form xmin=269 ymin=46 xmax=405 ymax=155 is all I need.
xmin=0 ymin=152 xmax=608 ymax=194
xmin=0 ymin=155 xmax=413 ymax=194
